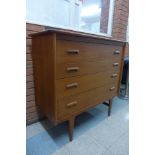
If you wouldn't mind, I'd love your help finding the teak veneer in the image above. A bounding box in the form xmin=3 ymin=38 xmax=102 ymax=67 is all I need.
xmin=30 ymin=29 xmax=126 ymax=141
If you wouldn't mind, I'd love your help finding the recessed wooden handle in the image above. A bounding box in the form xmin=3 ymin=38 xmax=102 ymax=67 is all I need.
xmin=109 ymin=86 xmax=115 ymax=91
xmin=114 ymin=50 xmax=120 ymax=54
xmin=66 ymin=101 xmax=78 ymax=108
xmin=113 ymin=62 xmax=119 ymax=67
xmin=67 ymin=67 xmax=79 ymax=72
xmin=111 ymin=74 xmax=118 ymax=78
xmin=66 ymin=83 xmax=78 ymax=88
xmin=67 ymin=49 xmax=79 ymax=54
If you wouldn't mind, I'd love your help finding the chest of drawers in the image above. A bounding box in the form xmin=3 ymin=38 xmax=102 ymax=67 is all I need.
xmin=31 ymin=29 xmax=125 ymax=141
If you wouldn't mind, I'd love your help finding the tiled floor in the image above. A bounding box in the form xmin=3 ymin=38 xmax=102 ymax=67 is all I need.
xmin=26 ymin=97 xmax=129 ymax=155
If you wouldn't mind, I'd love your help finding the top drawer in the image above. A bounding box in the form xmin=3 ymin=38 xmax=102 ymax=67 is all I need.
xmin=56 ymin=40 xmax=122 ymax=63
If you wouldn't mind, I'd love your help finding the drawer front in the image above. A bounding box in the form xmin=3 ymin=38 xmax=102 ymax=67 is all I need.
xmin=56 ymin=40 xmax=122 ymax=63
xmin=57 ymin=84 xmax=117 ymax=119
xmin=56 ymin=71 xmax=119 ymax=98
xmin=56 ymin=59 xmax=120 ymax=79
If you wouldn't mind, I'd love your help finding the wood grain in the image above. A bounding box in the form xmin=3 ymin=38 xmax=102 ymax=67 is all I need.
xmin=56 ymin=40 xmax=122 ymax=63
xmin=57 ymin=84 xmax=117 ymax=119
xmin=56 ymin=59 xmax=120 ymax=79
xmin=31 ymin=29 xmax=125 ymax=140
xmin=56 ymin=71 xmax=119 ymax=98
xmin=31 ymin=34 xmax=57 ymax=124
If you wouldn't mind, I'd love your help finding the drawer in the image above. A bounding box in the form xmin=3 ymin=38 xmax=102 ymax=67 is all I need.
xmin=56 ymin=71 xmax=119 ymax=98
xmin=57 ymin=84 xmax=117 ymax=119
xmin=56 ymin=40 xmax=122 ymax=63
xmin=56 ymin=59 xmax=120 ymax=79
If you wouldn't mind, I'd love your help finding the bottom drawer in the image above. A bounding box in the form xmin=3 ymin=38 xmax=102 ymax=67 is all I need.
xmin=57 ymin=84 xmax=117 ymax=120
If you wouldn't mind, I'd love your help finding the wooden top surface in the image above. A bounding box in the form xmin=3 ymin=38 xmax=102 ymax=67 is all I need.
xmin=30 ymin=27 xmax=126 ymax=44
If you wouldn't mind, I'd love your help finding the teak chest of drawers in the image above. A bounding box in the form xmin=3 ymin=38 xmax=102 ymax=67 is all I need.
xmin=31 ymin=29 xmax=125 ymax=141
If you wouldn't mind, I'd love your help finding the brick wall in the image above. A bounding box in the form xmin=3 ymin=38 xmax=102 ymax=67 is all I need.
xmin=26 ymin=23 xmax=45 ymax=124
xmin=112 ymin=0 xmax=129 ymax=41
xmin=26 ymin=0 xmax=129 ymax=124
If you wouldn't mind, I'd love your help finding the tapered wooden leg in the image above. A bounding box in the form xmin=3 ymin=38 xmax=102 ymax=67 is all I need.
xmin=68 ymin=117 xmax=75 ymax=141
xmin=108 ymin=99 xmax=112 ymax=116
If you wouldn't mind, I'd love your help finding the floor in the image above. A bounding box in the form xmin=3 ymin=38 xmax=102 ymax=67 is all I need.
xmin=26 ymin=97 xmax=129 ymax=155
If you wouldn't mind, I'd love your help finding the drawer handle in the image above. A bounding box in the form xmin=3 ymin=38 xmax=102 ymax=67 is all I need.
xmin=113 ymin=62 xmax=119 ymax=67
xmin=67 ymin=49 xmax=79 ymax=54
xmin=110 ymin=86 xmax=115 ymax=91
xmin=67 ymin=67 xmax=79 ymax=72
xmin=111 ymin=74 xmax=118 ymax=78
xmin=66 ymin=82 xmax=78 ymax=88
xmin=66 ymin=101 xmax=78 ymax=108
xmin=114 ymin=50 xmax=120 ymax=54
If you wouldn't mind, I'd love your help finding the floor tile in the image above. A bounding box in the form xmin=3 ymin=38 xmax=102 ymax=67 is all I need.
xmin=109 ymin=133 xmax=129 ymax=155
xmin=85 ymin=122 xmax=124 ymax=149
xmin=103 ymin=111 xmax=129 ymax=134
xmin=26 ymin=120 xmax=54 ymax=139
xmin=65 ymin=134 xmax=107 ymax=155
xmin=51 ymin=146 xmax=70 ymax=155
xmin=26 ymin=131 xmax=58 ymax=155
xmin=102 ymin=150 xmax=115 ymax=155
xmin=26 ymin=97 xmax=129 ymax=155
